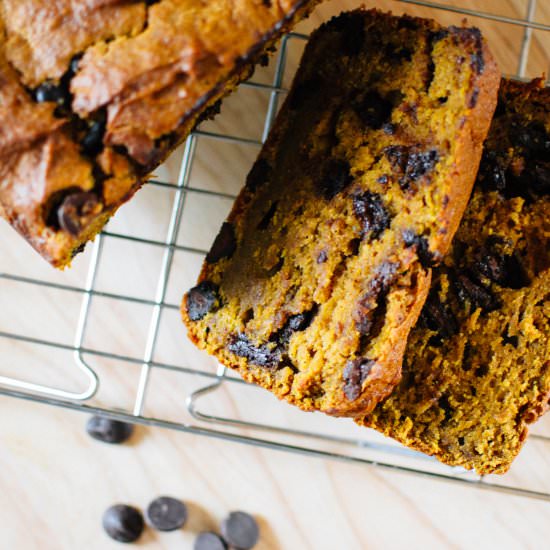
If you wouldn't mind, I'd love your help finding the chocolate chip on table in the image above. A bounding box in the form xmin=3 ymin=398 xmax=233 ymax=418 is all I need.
xmin=352 ymin=191 xmax=391 ymax=239
xmin=146 ymin=496 xmax=188 ymax=532
xmin=206 ymin=222 xmax=237 ymax=263
xmin=195 ymin=532 xmax=228 ymax=550
xmin=343 ymin=358 xmax=375 ymax=401
xmin=57 ymin=191 xmax=101 ymax=236
xmin=220 ymin=511 xmax=260 ymax=550
xmin=353 ymin=91 xmax=393 ymax=129
xmin=187 ymin=281 xmax=220 ymax=321
xmin=86 ymin=416 xmax=134 ymax=444
xmin=317 ymin=158 xmax=353 ymax=199
xmin=102 ymin=504 xmax=144 ymax=543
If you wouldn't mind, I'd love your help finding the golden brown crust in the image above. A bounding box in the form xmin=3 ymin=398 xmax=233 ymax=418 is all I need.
xmin=182 ymin=10 xmax=500 ymax=417
xmin=0 ymin=0 xmax=320 ymax=268
xmin=1 ymin=1 xmax=147 ymax=87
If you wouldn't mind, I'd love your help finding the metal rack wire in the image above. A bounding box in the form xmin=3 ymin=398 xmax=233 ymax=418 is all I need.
xmin=1 ymin=0 xmax=549 ymax=503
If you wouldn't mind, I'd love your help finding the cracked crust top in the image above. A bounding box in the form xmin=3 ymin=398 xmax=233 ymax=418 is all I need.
xmin=0 ymin=0 xmax=319 ymax=267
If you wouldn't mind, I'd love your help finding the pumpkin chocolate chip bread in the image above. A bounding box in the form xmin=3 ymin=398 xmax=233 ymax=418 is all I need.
xmin=0 ymin=0 xmax=319 ymax=268
xmin=358 ymin=78 xmax=549 ymax=474
xmin=183 ymin=9 xmax=499 ymax=416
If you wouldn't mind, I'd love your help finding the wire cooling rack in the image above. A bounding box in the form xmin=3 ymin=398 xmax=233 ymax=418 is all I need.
xmin=1 ymin=0 xmax=549 ymax=503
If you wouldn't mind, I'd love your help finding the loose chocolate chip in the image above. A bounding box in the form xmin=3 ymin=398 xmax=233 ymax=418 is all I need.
xmin=353 ymin=91 xmax=393 ymax=129
xmin=220 ymin=511 xmax=260 ymax=550
xmin=343 ymin=358 xmax=375 ymax=401
xmin=257 ymin=201 xmax=278 ymax=230
xmin=58 ymin=191 xmax=100 ymax=236
xmin=454 ymin=273 xmax=500 ymax=312
xmin=206 ymin=222 xmax=237 ymax=263
xmin=402 ymin=230 xmax=438 ymax=267
xmin=228 ymin=334 xmax=280 ymax=368
xmin=146 ymin=496 xmax=188 ymax=532
xmin=195 ymin=532 xmax=228 ymax=550
xmin=352 ymin=191 xmax=391 ymax=239
xmin=187 ymin=281 xmax=220 ymax=321
xmin=34 ymin=82 xmax=68 ymax=105
xmin=385 ymin=145 xmax=439 ymax=190
xmin=317 ymin=159 xmax=353 ymax=199
xmin=86 ymin=416 xmax=134 ymax=444
xmin=102 ymin=505 xmax=144 ymax=543
xmin=246 ymin=158 xmax=272 ymax=192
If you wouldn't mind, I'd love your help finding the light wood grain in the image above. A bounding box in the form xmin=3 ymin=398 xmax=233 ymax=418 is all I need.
xmin=0 ymin=1 xmax=549 ymax=548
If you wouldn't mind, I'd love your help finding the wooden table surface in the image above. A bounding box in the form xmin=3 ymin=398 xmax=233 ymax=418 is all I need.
xmin=0 ymin=1 xmax=549 ymax=548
